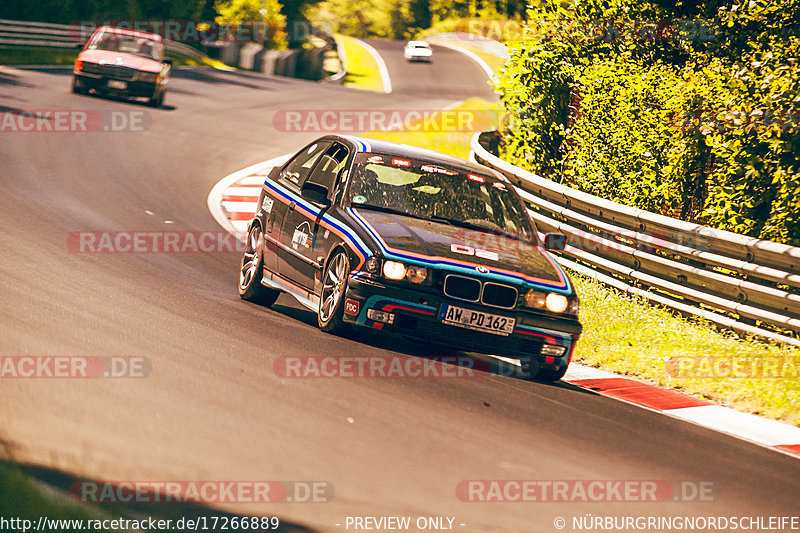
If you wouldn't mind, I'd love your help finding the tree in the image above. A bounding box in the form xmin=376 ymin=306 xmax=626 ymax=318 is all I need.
xmin=214 ymin=0 xmax=288 ymax=49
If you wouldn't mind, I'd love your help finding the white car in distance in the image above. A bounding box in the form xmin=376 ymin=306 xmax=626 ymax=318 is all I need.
xmin=404 ymin=41 xmax=433 ymax=63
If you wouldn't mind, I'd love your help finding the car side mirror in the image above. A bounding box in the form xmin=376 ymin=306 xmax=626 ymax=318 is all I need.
xmin=544 ymin=232 xmax=567 ymax=251
xmin=301 ymin=181 xmax=331 ymax=207
xmin=75 ymin=42 xmax=85 ymax=49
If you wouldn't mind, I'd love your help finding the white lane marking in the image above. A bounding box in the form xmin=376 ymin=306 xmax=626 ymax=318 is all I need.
xmin=222 ymin=186 xmax=263 ymax=198
xmin=429 ymin=41 xmax=494 ymax=79
xmin=238 ymin=175 xmax=271 ymax=185
xmin=207 ymin=155 xmax=291 ymax=239
xmin=352 ymin=38 xmax=393 ymax=94
xmin=221 ymin=201 xmax=259 ymax=213
xmin=231 ymin=220 xmax=249 ymax=233
xmin=563 ymin=364 xmax=621 ymax=381
xmin=666 ymin=405 xmax=800 ymax=447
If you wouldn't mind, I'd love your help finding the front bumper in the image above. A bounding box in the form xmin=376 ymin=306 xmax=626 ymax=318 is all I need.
xmin=74 ymin=72 xmax=161 ymax=98
xmin=343 ymin=274 xmax=582 ymax=370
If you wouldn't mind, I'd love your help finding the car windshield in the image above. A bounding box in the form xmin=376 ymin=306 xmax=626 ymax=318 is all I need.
xmin=88 ymin=31 xmax=162 ymax=60
xmin=348 ymin=153 xmax=537 ymax=242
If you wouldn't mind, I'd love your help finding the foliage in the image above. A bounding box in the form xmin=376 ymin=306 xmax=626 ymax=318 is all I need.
xmin=214 ymin=0 xmax=288 ymax=49
xmin=495 ymin=0 xmax=800 ymax=244
xmin=306 ymin=0 xmax=527 ymax=40
xmin=0 ymin=0 xmax=218 ymax=24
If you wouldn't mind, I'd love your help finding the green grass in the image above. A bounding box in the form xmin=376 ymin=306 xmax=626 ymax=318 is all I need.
xmin=364 ymin=107 xmax=800 ymax=427
xmin=363 ymin=97 xmax=497 ymax=158
xmin=335 ymin=34 xmax=384 ymax=92
xmin=0 ymin=462 xmax=119 ymax=533
xmin=0 ymin=45 xmax=233 ymax=69
xmin=572 ymin=274 xmax=800 ymax=426
xmin=0 ymin=46 xmax=80 ymax=65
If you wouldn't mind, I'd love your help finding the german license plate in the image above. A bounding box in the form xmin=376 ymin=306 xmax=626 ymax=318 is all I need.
xmin=108 ymin=80 xmax=127 ymax=89
xmin=439 ymin=305 xmax=515 ymax=336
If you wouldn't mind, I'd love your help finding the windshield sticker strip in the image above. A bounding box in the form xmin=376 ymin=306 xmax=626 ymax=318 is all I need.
xmin=348 ymin=207 xmax=569 ymax=291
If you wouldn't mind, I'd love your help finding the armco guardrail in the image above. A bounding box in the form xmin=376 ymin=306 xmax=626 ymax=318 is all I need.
xmin=326 ymin=35 xmax=346 ymax=84
xmin=0 ymin=19 xmax=206 ymax=59
xmin=470 ymin=131 xmax=800 ymax=347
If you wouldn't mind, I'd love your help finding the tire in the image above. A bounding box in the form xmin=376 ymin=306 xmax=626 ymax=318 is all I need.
xmin=71 ymin=77 xmax=85 ymax=94
xmin=534 ymin=365 xmax=568 ymax=382
xmin=149 ymin=87 xmax=164 ymax=107
xmin=238 ymin=224 xmax=280 ymax=306
xmin=318 ymin=251 xmax=350 ymax=334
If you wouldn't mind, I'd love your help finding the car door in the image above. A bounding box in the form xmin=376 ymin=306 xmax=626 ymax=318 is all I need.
xmin=278 ymin=142 xmax=350 ymax=290
xmin=269 ymin=141 xmax=330 ymax=278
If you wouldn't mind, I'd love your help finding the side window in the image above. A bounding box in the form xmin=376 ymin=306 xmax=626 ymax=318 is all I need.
xmin=305 ymin=143 xmax=350 ymax=198
xmin=279 ymin=142 xmax=329 ymax=188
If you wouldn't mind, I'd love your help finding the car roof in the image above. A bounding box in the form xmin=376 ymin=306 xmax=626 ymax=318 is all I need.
xmin=330 ymin=135 xmax=505 ymax=180
xmin=93 ymin=25 xmax=163 ymax=42
xmin=406 ymin=40 xmax=430 ymax=46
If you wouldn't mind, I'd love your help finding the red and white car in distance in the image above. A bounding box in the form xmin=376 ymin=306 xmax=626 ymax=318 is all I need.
xmin=72 ymin=26 xmax=171 ymax=107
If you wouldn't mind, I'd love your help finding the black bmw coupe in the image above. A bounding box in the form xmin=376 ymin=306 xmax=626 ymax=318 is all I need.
xmin=238 ymin=135 xmax=582 ymax=380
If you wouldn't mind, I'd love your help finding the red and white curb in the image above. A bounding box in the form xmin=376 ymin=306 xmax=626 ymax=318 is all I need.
xmin=563 ymin=365 xmax=800 ymax=459
xmin=209 ymin=158 xmax=800 ymax=461
xmin=207 ymin=155 xmax=290 ymax=236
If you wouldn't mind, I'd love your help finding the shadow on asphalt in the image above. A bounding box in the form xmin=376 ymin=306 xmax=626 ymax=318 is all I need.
xmin=269 ymin=301 xmax=594 ymax=391
xmin=0 ymin=71 xmax=34 ymax=88
xmin=1 ymin=461 xmax=318 ymax=533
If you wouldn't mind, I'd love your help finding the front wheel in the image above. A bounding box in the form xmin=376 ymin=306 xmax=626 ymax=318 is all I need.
xmin=239 ymin=224 xmax=280 ymax=306
xmin=71 ymin=77 xmax=85 ymax=94
xmin=318 ymin=251 xmax=350 ymax=334
xmin=534 ymin=365 xmax=568 ymax=382
xmin=149 ymin=87 xmax=165 ymax=107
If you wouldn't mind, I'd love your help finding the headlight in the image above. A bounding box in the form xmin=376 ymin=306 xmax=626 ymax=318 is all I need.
xmin=382 ymin=261 xmax=407 ymax=280
xmin=524 ymin=290 xmax=577 ymax=315
xmin=524 ymin=290 xmax=547 ymax=309
xmin=363 ymin=256 xmax=381 ymax=275
xmin=380 ymin=260 xmax=428 ymax=284
xmin=568 ymin=297 xmax=580 ymax=317
xmin=406 ymin=265 xmax=428 ymax=284
xmin=139 ymin=72 xmax=158 ymax=82
xmin=545 ymin=293 xmax=569 ymax=313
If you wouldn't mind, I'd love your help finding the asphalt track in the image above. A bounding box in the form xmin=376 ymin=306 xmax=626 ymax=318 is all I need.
xmin=0 ymin=42 xmax=799 ymax=532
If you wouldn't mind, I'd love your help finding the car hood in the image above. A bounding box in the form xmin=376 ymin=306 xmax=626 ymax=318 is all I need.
xmin=353 ymin=208 xmax=567 ymax=289
xmin=78 ymin=50 xmax=162 ymax=72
